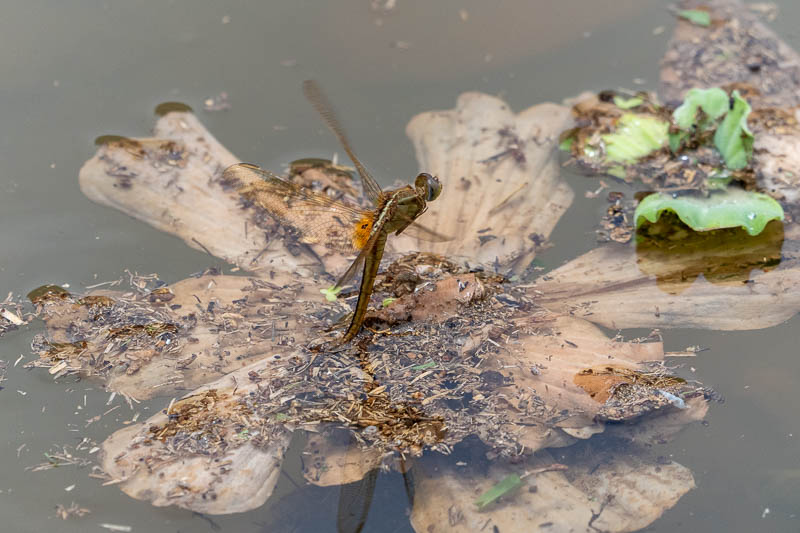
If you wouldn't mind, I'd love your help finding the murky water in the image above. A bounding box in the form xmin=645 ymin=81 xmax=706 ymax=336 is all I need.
xmin=2 ymin=1 xmax=800 ymax=531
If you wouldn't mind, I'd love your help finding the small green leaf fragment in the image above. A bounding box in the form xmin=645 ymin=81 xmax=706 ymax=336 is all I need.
xmin=707 ymin=169 xmax=732 ymax=190
xmin=607 ymin=165 xmax=626 ymax=179
xmin=412 ymin=361 xmax=436 ymax=371
xmin=613 ymin=95 xmax=644 ymax=109
xmin=713 ymin=90 xmax=753 ymax=170
xmin=668 ymin=131 xmax=686 ymax=152
xmin=558 ymin=136 xmax=574 ymax=151
xmin=274 ymin=413 xmax=289 ymax=422
xmin=382 ymin=297 xmax=397 ymax=308
xmin=320 ymin=285 xmax=343 ymax=302
xmin=634 ymin=188 xmax=783 ymax=236
xmin=475 ymin=473 xmax=523 ymax=510
xmin=602 ymin=113 xmax=669 ymax=163
xmin=672 ymin=87 xmax=729 ymax=130
xmin=678 ymin=9 xmax=711 ymax=27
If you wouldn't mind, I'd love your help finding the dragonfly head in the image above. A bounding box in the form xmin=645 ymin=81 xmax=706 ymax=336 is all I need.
xmin=415 ymin=172 xmax=442 ymax=202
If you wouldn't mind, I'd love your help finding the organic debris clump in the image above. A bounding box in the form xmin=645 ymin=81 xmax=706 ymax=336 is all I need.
xmin=662 ymin=3 xmax=800 ymax=108
xmin=1 ymin=293 xmax=28 ymax=337
xmin=574 ymin=365 xmax=688 ymax=421
xmin=561 ymin=91 xmax=756 ymax=190
xmin=147 ymin=389 xmax=255 ymax=456
xmin=125 ymin=271 xmax=706 ymax=467
xmin=27 ymin=274 xmax=186 ymax=379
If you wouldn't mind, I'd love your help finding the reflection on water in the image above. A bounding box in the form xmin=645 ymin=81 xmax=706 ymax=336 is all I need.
xmin=636 ymin=214 xmax=784 ymax=294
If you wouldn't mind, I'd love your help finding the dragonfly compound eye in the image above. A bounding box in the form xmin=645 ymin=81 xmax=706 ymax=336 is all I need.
xmin=416 ymin=172 xmax=441 ymax=202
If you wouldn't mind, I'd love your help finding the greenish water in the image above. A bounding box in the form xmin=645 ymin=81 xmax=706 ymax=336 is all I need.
xmin=1 ymin=1 xmax=800 ymax=531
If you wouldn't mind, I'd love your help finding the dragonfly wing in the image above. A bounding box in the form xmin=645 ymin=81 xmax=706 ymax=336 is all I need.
xmin=303 ymin=80 xmax=383 ymax=206
xmin=223 ymin=163 xmax=375 ymax=256
xmin=336 ymin=468 xmax=378 ymax=533
xmin=334 ymin=248 xmax=367 ymax=290
xmin=397 ymin=219 xmax=454 ymax=242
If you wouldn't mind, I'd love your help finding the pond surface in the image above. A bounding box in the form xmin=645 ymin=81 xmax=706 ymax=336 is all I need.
xmin=1 ymin=1 xmax=800 ymax=531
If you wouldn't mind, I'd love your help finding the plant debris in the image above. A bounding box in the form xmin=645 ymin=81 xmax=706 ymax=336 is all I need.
xmin=28 ymin=270 xmax=329 ymax=398
xmin=55 ymin=502 xmax=91 ymax=520
xmin=677 ymin=9 xmax=712 ymax=27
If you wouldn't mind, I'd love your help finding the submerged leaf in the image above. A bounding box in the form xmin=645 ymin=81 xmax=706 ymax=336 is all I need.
xmin=602 ymin=113 xmax=669 ymax=163
xmin=672 ymin=87 xmax=729 ymax=130
xmin=634 ymin=188 xmax=783 ymax=236
xmin=474 ymin=473 xmax=523 ymax=510
xmin=713 ymin=91 xmax=753 ymax=170
xmin=677 ymin=9 xmax=711 ymax=27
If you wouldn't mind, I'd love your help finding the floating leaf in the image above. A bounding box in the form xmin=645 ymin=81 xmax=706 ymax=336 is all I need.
xmin=602 ymin=113 xmax=669 ymax=163
xmin=713 ymin=90 xmax=753 ymax=170
xmin=613 ymin=95 xmax=644 ymax=109
xmin=672 ymin=87 xmax=729 ymax=130
xmin=677 ymin=9 xmax=711 ymax=27
xmin=475 ymin=473 xmax=523 ymax=510
xmin=320 ymin=285 xmax=343 ymax=302
xmin=634 ymin=188 xmax=784 ymax=236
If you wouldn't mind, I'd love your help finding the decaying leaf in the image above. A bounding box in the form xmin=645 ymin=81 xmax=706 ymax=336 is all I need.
xmin=302 ymin=429 xmax=388 ymax=487
xmin=532 ymin=221 xmax=799 ymax=330
xmin=410 ymin=444 xmax=696 ymax=533
xmin=390 ymin=93 xmax=575 ymax=273
xmin=100 ymin=371 xmax=293 ymax=514
xmin=81 ymin=116 xmax=343 ymax=277
xmin=98 ymin=280 xmax=706 ymax=515
xmin=28 ymin=271 xmax=327 ymax=399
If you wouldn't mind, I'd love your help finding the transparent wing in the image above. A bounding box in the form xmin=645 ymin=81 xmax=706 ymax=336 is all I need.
xmin=399 ymin=220 xmax=454 ymax=242
xmin=303 ymin=80 xmax=383 ymax=206
xmin=223 ymin=163 xmax=375 ymax=255
xmin=336 ymin=468 xmax=378 ymax=533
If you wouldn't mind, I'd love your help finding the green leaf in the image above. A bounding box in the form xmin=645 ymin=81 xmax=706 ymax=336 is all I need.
xmin=382 ymin=297 xmax=397 ymax=308
xmin=274 ymin=413 xmax=289 ymax=422
xmin=613 ymin=95 xmax=643 ymax=109
xmin=672 ymin=87 xmax=729 ymax=130
xmin=668 ymin=131 xmax=686 ymax=152
xmin=707 ymin=169 xmax=733 ymax=190
xmin=411 ymin=361 xmax=436 ymax=371
xmin=607 ymin=165 xmax=626 ymax=179
xmin=320 ymin=285 xmax=343 ymax=302
xmin=602 ymin=113 xmax=669 ymax=163
xmin=635 ymin=188 xmax=784 ymax=236
xmin=678 ymin=9 xmax=711 ymax=27
xmin=558 ymin=135 xmax=574 ymax=151
xmin=713 ymin=90 xmax=753 ymax=170
xmin=475 ymin=473 xmax=523 ymax=510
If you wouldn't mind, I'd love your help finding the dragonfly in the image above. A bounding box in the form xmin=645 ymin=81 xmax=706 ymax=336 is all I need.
xmin=223 ymin=80 xmax=444 ymax=343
